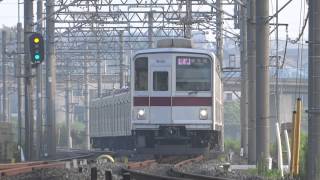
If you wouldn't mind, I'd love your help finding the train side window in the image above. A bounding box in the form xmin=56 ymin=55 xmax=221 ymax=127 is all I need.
xmin=135 ymin=58 xmax=148 ymax=91
xmin=153 ymin=71 xmax=168 ymax=91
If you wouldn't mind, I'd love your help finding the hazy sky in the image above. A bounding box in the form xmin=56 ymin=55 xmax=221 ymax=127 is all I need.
xmin=0 ymin=0 xmax=309 ymax=40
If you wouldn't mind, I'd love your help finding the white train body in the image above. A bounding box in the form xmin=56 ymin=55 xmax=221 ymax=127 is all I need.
xmin=90 ymin=39 xmax=223 ymax=154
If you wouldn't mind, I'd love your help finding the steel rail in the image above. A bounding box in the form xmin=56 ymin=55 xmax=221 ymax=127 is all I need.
xmin=123 ymin=168 xmax=188 ymax=180
xmin=123 ymin=156 xmax=234 ymax=180
xmin=170 ymin=169 xmax=234 ymax=180
xmin=0 ymin=149 xmax=113 ymax=177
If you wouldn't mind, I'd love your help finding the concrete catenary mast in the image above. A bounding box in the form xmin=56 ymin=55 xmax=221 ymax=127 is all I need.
xmin=46 ymin=0 xmax=57 ymax=157
xmin=185 ymin=0 xmax=192 ymax=39
xmin=148 ymin=11 xmax=154 ymax=48
xmin=119 ymin=30 xmax=125 ymax=88
xmin=240 ymin=2 xmax=248 ymax=157
xmin=84 ymin=44 xmax=90 ymax=150
xmin=2 ymin=30 xmax=8 ymax=123
xmin=16 ymin=22 xmax=23 ymax=156
xmin=247 ymin=0 xmax=256 ymax=164
xmin=36 ymin=0 xmax=43 ymax=159
xmin=256 ymin=0 xmax=270 ymax=167
xmin=24 ymin=0 xmax=35 ymax=160
xmin=307 ymin=0 xmax=320 ymax=179
xmin=65 ymin=67 xmax=71 ymax=149
xmin=216 ymin=0 xmax=224 ymax=151
xmin=97 ymin=42 xmax=102 ymax=97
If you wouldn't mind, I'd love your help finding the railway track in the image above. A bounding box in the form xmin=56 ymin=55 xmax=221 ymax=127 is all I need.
xmin=0 ymin=161 xmax=66 ymax=177
xmin=124 ymin=155 xmax=234 ymax=180
xmin=1 ymin=151 xmax=233 ymax=179
xmin=0 ymin=149 xmax=113 ymax=178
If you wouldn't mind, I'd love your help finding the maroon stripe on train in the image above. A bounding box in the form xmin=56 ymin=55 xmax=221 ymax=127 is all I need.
xmin=133 ymin=97 xmax=212 ymax=106
xmin=172 ymin=97 xmax=212 ymax=106
xmin=150 ymin=97 xmax=171 ymax=106
xmin=133 ymin=97 xmax=149 ymax=106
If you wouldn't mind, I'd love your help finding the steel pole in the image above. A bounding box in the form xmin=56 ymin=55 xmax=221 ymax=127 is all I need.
xmin=36 ymin=0 xmax=43 ymax=160
xmin=24 ymin=0 xmax=35 ymax=161
xmin=247 ymin=0 xmax=256 ymax=164
xmin=307 ymin=0 xmax=320 ymax=179
xmin=256 ymin=0 xmax=270 ymax=169
xmin=240 ymin=4 xmax=248 ymax=157
xmin=2 ymin=30 xmax=8 ymax=122
xmin=45 ymin=0 xmax=56 ymax=157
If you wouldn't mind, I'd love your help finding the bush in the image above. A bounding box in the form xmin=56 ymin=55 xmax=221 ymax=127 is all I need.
xmin=224 ymin=138 xmax=240 ymax=153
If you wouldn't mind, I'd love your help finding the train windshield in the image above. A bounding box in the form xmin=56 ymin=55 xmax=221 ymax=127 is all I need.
xmin=176 ymin=56 xmax=211 ymax=91
xmin=135 ymin=57 xmax=148 ymax=91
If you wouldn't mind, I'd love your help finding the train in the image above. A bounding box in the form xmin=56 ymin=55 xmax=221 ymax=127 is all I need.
xmin=90 ymin=38 xmax=223 ymax=154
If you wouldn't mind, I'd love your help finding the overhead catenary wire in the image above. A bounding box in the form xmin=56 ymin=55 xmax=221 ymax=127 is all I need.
xmin=290 ymin=12 xmax=309 ymax=44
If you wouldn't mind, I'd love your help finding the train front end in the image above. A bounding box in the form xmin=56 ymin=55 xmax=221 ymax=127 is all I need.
xmin=131 ymin=40 xmax=223 ymax=154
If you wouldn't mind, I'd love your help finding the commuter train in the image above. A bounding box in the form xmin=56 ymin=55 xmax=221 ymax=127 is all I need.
xmin=90 ymin=39 xmax=223 ymax=154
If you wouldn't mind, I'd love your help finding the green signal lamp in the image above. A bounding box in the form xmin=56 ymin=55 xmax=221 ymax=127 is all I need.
xmin=34 ymin=54 xmax=41 ymax=61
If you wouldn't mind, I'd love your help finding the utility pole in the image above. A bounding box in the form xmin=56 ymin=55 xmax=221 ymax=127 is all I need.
xmin=2 ymin=30 xmax=8 ymax=122
xmin=36 ymin=0 xmax=43 ymax=159
xmin=185 ymin=0 xmax=192 ymax=39
xmin=24 ymin=0 xmax=35 ymax=160
xmin=256 ymin=0 xmax=270 ymax=169
xmin=46 ymin=0 xmax=56 ymax=157
xmin=17 ymin=22 xmax=24 ymax=156
xmin=148 ymin=11 xmax=154 ymax=48
xmin=240 ymin=3 xmax=248 ymax=157
xmin=119 ymin=30 xmax=124 ymax=88
xmin=247 ymin=0 xmax=256 ymax=164
xmin=84 ymin=45 xmax=90 ymax=150
xmin=216 ymin=0 xmax=224 ymax=151
xmin=307 ymin=0 xmax=320 ymax=179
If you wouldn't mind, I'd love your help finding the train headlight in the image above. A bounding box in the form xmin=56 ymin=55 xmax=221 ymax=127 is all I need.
xmin=200 ymin=109 xmax=208 ymax=120
xmin=137 ymin=109 xmax=146 ymax=120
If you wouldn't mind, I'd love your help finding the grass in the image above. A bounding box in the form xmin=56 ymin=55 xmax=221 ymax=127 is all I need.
xmin=246 ymin=168 xmax=282 ymax=179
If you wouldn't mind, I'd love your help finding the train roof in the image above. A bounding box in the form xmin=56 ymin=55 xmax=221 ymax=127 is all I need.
xmin=133 ymin=48 xmax=216 ymax=60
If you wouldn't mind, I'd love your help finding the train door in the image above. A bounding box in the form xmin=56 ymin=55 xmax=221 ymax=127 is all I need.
xmin=150 ymin=66 xmax=172 ymax=124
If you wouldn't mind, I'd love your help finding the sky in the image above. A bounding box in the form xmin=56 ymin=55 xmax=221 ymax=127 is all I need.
xmin=0 ymin=0 xmax=309 ymax=40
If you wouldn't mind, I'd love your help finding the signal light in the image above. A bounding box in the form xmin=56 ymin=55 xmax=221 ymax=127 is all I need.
xmin=33 ymin=37 xmax=40 ymax=44
xmin=29 ymin=33 xmax=44 ymax=64
xmin=34 ymin=53 xmax=41 ymax=61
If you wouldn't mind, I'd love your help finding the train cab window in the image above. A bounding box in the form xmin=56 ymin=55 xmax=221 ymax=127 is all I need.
xmin=135 ymin=57 xmax=148 ymax=91
xmin=153 ymin=71 xmax=168 ymax=91
xmin=176 ymin=56 xmax=211 ymax=91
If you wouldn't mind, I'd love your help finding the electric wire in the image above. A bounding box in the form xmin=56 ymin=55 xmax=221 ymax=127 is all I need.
xmin=290 ymin=12 xmax=309 ymax=44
